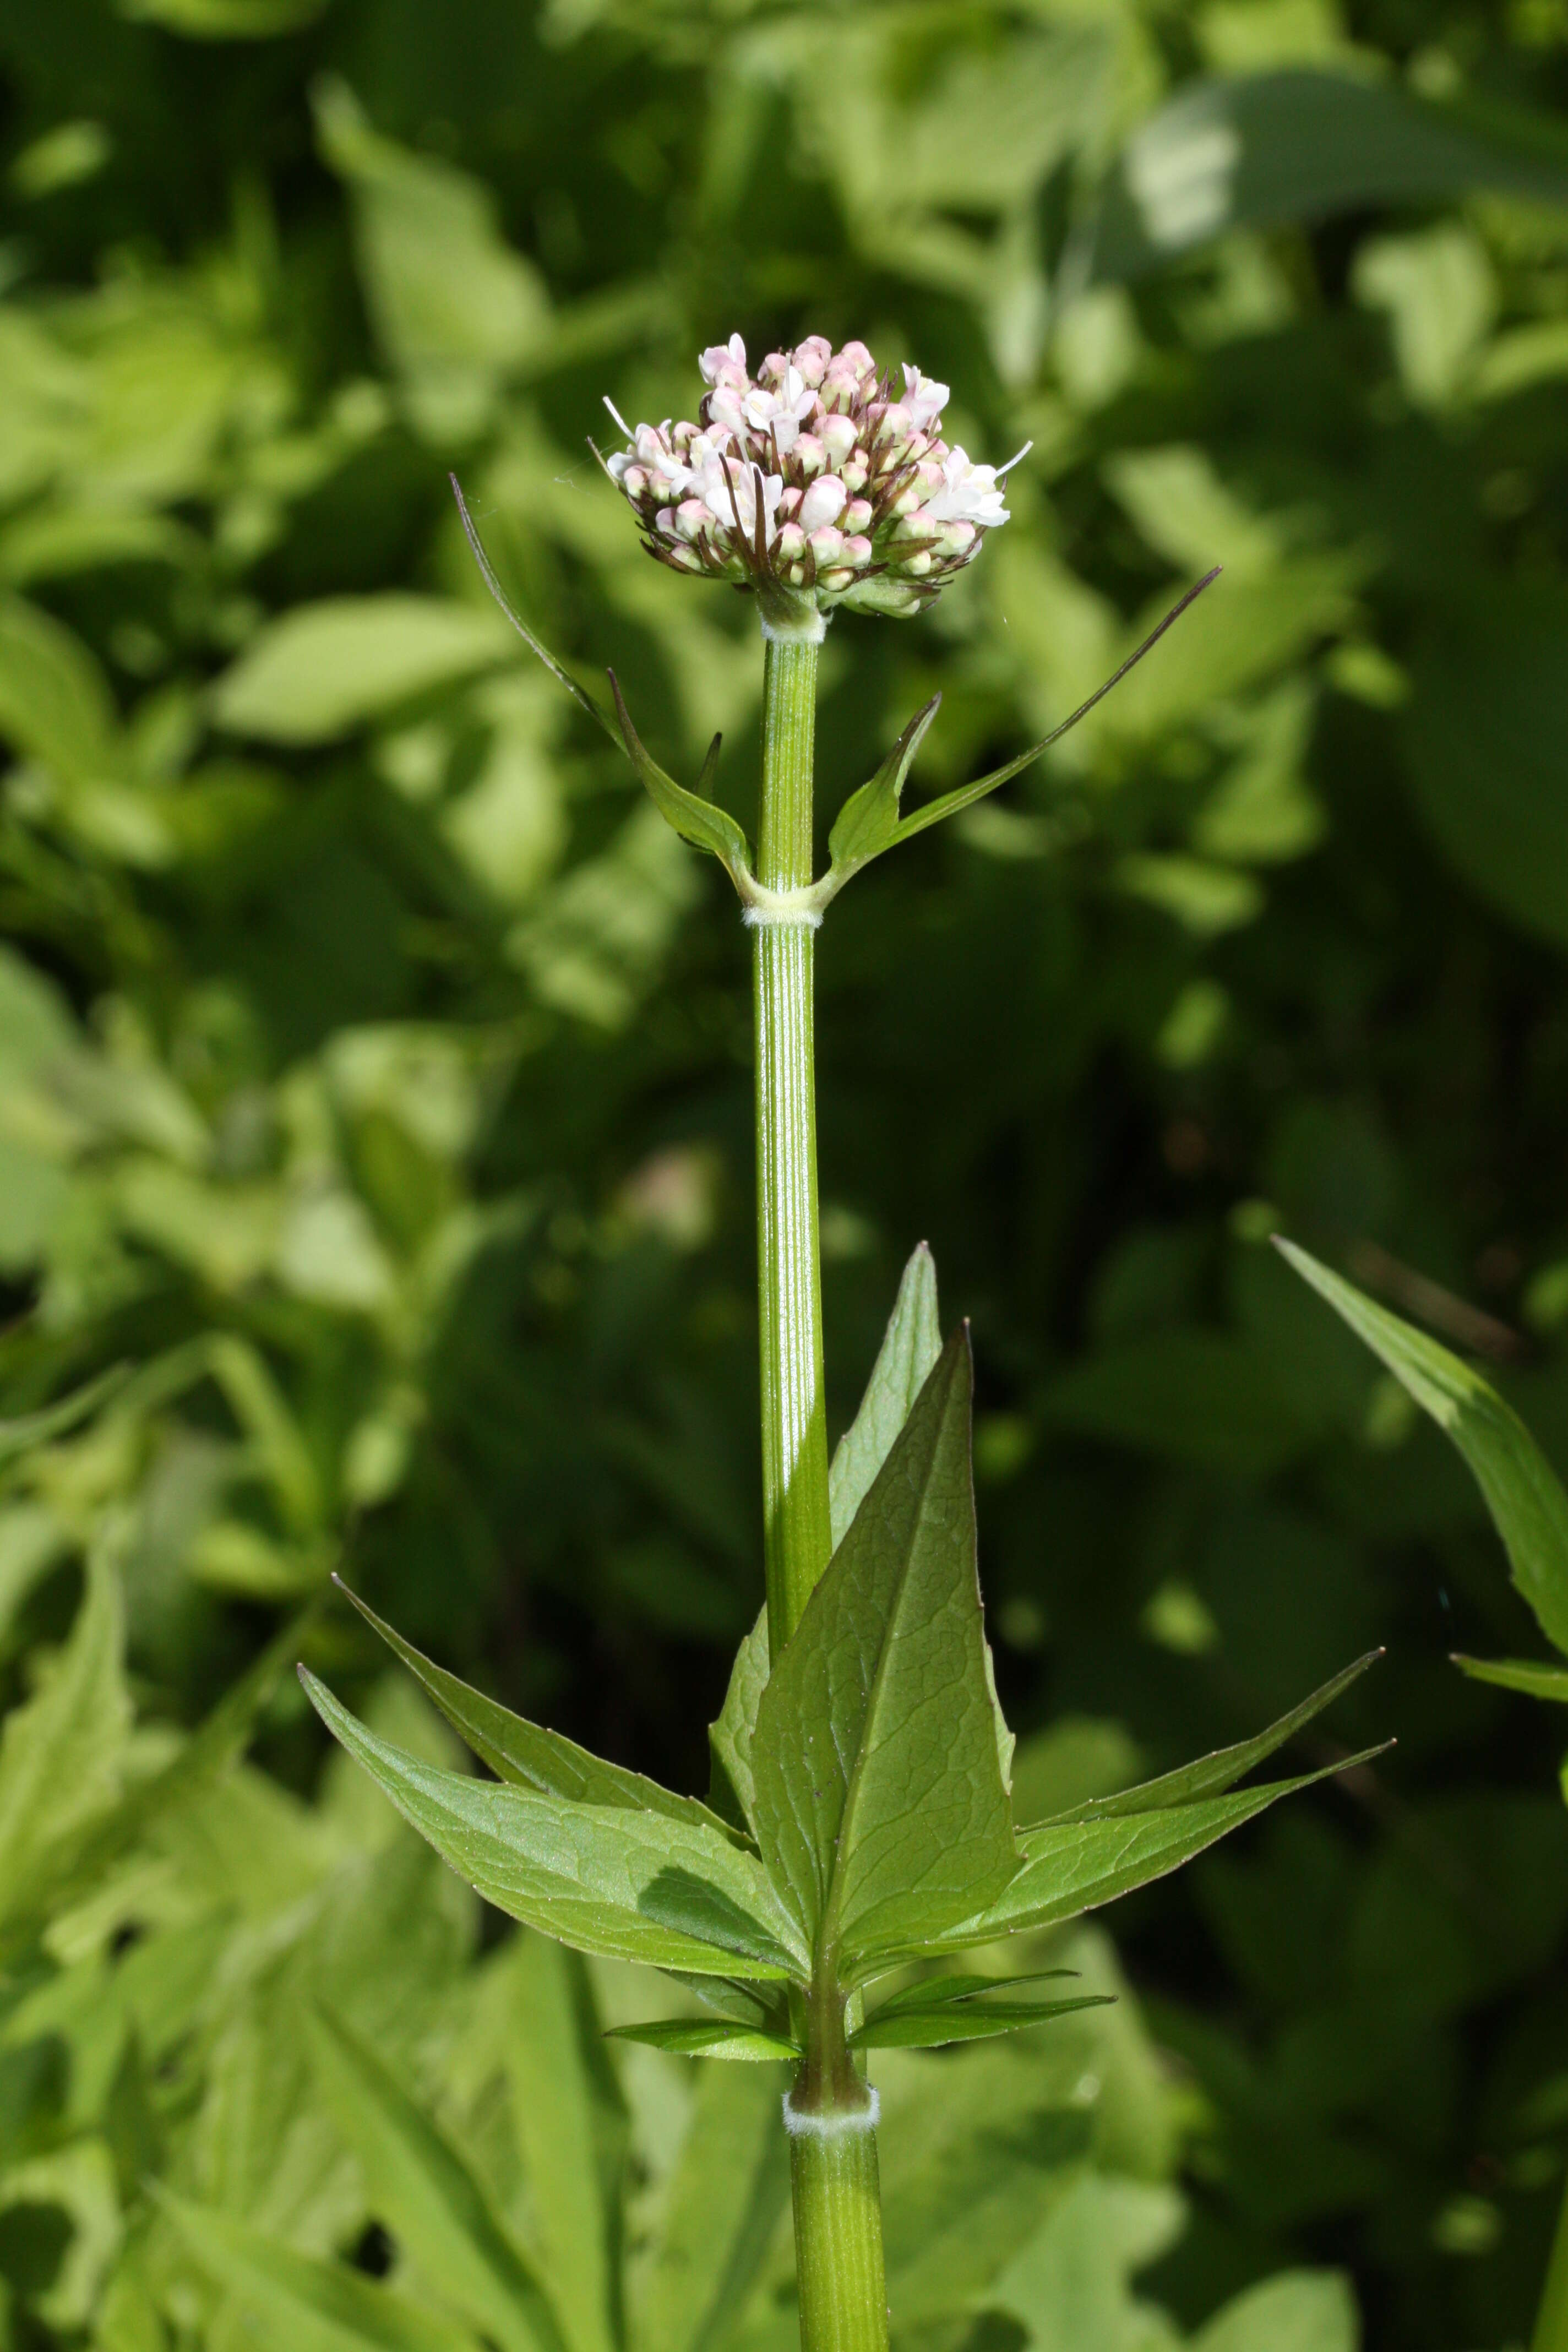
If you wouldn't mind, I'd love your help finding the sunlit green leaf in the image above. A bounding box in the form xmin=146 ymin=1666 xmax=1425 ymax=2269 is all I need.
xmin=311 ymin=2006 xmax=567 ymax=2352
xmin=751 ymin=1329 xmax=1018 ymax=1976
xmin=211 ymin=595 xmax=513 ymax=743
xmin=159 ymin=2192 xmax=472 ymax=2352
xmin=300 ymin=1670 xmax=807 ymax=1977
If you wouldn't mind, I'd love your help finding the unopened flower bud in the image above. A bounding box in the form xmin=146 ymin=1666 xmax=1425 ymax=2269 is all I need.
xmin=798 ymin=475 xmax=848 ymax=533
xmin=775 ymin=521 xmax=807 ymax=564
xmin=673 ymin=498 xmax=709 ymax=543
xmin=842 ymin=498 xmax=873 ymax=533
xmin=839 ymin=341 xmax=875 ymax=378
xmin=792 ymin=335 xmax=832 ymax=386
xmin=840 ymin=456 xmax=869 ymax=495
xmin=808 ymin=525 xmax=845 ymax=565
xmin=820 ymin=415 xmax=858 ymax=465
xmin=778 ymin=486 xmax=803 ymax=521
xmin=840 ymin=534 xmax=873 ymax=568
xmin=793 ymin=434 xmax=826 ymax=481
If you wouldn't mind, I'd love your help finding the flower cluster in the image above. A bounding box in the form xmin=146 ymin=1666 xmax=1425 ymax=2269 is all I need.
xmin=602 ymin=334 xmax=1026 ymax=624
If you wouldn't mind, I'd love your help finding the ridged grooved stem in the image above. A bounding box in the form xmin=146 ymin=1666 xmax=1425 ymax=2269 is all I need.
xmin=755 ymin=633 xmax=832 ymax=1656
xmin=790 ymin=2121 xmax=889 ymax=2352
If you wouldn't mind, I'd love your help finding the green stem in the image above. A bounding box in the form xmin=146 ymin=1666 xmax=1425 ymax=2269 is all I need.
xmin=752 ymin=620 xmax=888 ymax=2352
xmin=754 ymin=627 xmax=832 ymax=1657
xmin=788 ymin=2114 xmax=889 ymax=2352
xmin=1534 ymin=2170 xmax=1568 ymax=2352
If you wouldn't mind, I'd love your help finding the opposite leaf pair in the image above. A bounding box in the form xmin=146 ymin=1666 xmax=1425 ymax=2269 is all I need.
xmin=303 ymin=1243 xmax=1384 ymax=2065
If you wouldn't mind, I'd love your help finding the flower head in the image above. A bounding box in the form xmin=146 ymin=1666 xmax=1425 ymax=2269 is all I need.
xmin=601 ymin=335 xmax=1027 ymax=624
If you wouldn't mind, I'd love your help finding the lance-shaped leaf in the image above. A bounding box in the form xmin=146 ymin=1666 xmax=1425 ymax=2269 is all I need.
xmin=1025 ymin=1649 xmax=1382 ymax=1827
xmin=1279 ymin=1237 xmax=1568 ymax=1657
xmin=819 ymin=574 xmax=1219 ymax=903
xmin=708 ymin=1243 xmax=949 ymax=1836
xmin=452 ymin=475 xmax=754 ymax=893
xmin=865 ymin=1968 xmax=1082 ymax=2018
xmin=830 ymin=1240 xmax=943 ymax=1548
xmin=608 ymin=673 xmax=754 ymax=891
xmin=850 ymin=1992 xmax=1114 ymax=2050
xmin=311 ymin=2008 xmax=567 ymax=2352
xmin=338 ymin=1580 xmax=742 ymax=1841
xmin=602 ymin=2017 xmax=801 ymax=2062
xmin=300 ymin=1670 xmax=808 ymax=1979
xmin=1452 ymin=1654 xmax=1568 ymax=1702
xmin=825 ymin=695 xmax=943 ymax=891
xmin=708 ymin=1605 xmax=769 ymax=1834
xmin=916 ymin=1749 xmax=1388 ymax=1956
xmin=750 ymin=1329 xmax=1018 ymax=1979
xmin=160 ymin=2192 xmax=475 ymax=2352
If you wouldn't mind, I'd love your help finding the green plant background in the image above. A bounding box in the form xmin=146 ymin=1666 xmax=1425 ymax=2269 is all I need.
xmin=3 ymin=0 xmax=1568 ymax=2346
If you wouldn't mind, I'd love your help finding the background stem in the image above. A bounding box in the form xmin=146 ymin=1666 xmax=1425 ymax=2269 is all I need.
xmin=755 ymin=631 xmax=832 ymax=1655
xmin=790 ymin=2124 xmax=889 ymax=2352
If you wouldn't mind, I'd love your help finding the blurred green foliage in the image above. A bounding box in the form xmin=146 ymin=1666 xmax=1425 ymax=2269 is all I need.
xmin=4 ymin=0 xmax=1568 ymax=2345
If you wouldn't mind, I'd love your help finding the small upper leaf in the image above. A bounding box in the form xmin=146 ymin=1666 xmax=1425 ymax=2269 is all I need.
xmin=300 ymin=1670 xmax=808 ymax=1979
xmin=829 ymin=1241 xmax=943 ymax=1548
xmin=602 ymin=2018 xmax=800 ymax=2062
xmin=608 ymin=673 xmax=754 ymax=892
xmin=1279 ymin=1237 xmax=1568 ymax=1658
xmin=850 ymin=1993 xmax=1114 ymax=2050
xmin=750 ymin=1328 xmax=1019 ymax=1979
xmin=825 ymin=695 xmax=942 ymax=892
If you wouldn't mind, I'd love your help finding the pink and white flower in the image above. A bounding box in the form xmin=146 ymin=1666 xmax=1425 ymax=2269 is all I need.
xmin=600 ymin=335 xmax=1026 ymax=619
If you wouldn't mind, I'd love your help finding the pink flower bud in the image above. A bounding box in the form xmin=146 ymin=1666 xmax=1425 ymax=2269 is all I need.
xmin=837 ymin=340 xmax=875 ymax=378
xmin=820 ymin=415 xmax=858 ymax=464
xmin=819 ymin=567 xmax=856 ymax=591
xmin=673 ymin=498 xmax=709 ymax=543
xmin=758 ymin=351 xmax=790 ymax=385
xmin=792 ymin=335 xmax=832 ymax=387
xmin=839 ymin=534 xmax=873 ymax=568
xmin=793 ymin=433 xmax=826 ymax=480
xmin=778 ymin=486 xmax=803 ymax=520
xmin=876 ymin=402 xmax=914 ymax=454
xmin=840 ymin=456 xmax=869 ymax=494
xmin=621 ymin=464 xmax=649 ymax=498
xmin=808 ymin=525 xmax=845 ymax=565
xmin=842 ymin=498 xmax=873 ymax=534
xmin=798 ymin=475 xmax=848 ymax=533
xmin=775 ymin=521 xmax=807 ymax=563
xmin=935 ymin=519 xmax=978 ymax=557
